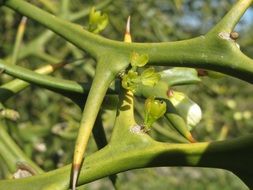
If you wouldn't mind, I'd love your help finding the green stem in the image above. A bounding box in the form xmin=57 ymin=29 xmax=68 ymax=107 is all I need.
xmin=34 ymin=52 xmax=60 ymax=63
xmin=3 ymin=0 xmax=253 ymax=82
xmin=0 ymin=59 xmax=87 ymax=96
xmin=0 ymin=122 xmax=43 ymax=174
xmin=60 ymin=0 xmax=70 ymax=18
xmin=92 ymin=113 xmax=119 ymax=189
xmin=0 ymin=133 xmax=252 ymax=190
xmin=11 ymin=16 xmax=27 ymax=65
xmin=0 ymin=59 xmax=118 ymax=108
xmin=37 ymin=0 xmax=57 ymax=14
xmin=0 ymin=156 xmax=12 ymax=178
xmin=152 ymin=123 xmax=189 ymax=143
xmin=72 ymin=55 xmax=128 ymax=189
xmin=3 ymin=0 xmax=110 ymax=63
xmin=207 ymin=0 xmax=253 ymax=34
xmin=0 ymin=136 xmax=18 ymax=172
xmin=0 ymin=62 xmax=66 ymax=102
xmin=3 ymin=0 xmax=109 ymax=58
xmin=4 ymin=30 xmax=53 ymax=64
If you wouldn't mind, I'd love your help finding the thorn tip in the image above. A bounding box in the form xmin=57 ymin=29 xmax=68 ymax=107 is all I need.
xmin=124 ymin=16 xmax=132 ymax=43
xmin=126 ymin=16 xmax=131 ymax=34
xmin=72 ymin=165 xmax=80 ymax=190
xmin=188 ymin=133 xmax=196 ymax=143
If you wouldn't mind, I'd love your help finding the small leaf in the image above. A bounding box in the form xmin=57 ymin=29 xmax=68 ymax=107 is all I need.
xmin=121 ymin=70 xmax=140 ymax=92
xmin=88 ymin=7 xmax=108 ymax=34
xmin=144 ymin=97 xmax=166 ymax=128
xmin=130 ymin=52 xmax=149 ymax=68
xmin=141 ymin=67 xmax=161 ymax=87
xmin=160 ymin=67 xmax=201 ymax=86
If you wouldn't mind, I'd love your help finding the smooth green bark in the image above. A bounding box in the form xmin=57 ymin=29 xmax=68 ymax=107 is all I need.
xmin=3 ymin=0 xmax=253 ymax=83
xmin=0 ymin=132 xmax=252 ymax=190
xmin=0 ymin=123 xmax=43 ymax=174
xmin=0 ymin=0 xmax=253 ymax=189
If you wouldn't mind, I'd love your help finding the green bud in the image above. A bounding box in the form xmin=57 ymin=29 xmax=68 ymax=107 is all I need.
xmin=88 ymin=7 xmax=108 ymax=34
xmin=141 ymin=67 xmax=161 ymax=87
xmin=121 ymin=67 xmax=161 ymax=92
xmin=121 ymin=70 xmax=140 ymax=92
xmin=130 ymin=52 xmax=149 ymax=68
xmin=168 ymin=91 xmax=202 ymax=130
xmin=144 ymin=97 xmax=166 ymax=128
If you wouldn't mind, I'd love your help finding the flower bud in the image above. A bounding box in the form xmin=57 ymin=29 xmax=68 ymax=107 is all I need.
xmin=168 ymin=91 xmax=202 ymax=130
xmin=130 ymin=52 xmax=149 ymax=68
xmin=141 ymin=67 xmax=161 ymax=87
xmin=144 ymin=97 xmax=166 ymax=128
xmin=121 ymin=70 xmax=139 ymax=92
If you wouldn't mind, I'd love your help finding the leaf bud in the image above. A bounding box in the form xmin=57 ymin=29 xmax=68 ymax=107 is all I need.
xmin=144 ymin=97 xmax=166 ymax=128
xmin=88 ymin=7 xmax=108 ymax=34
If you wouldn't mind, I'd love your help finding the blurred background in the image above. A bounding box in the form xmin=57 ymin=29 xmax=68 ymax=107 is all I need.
xmin=0 ymin=0 xmax=252 ymax=189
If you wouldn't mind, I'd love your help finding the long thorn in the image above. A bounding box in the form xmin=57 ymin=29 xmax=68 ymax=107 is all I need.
xmin=71 ymin=15 xmax=133 ymax=190
xmin=71 ymin=63 xmax=115 ymax=190
xmin=11 ymin=16 xmax=27 ymax=65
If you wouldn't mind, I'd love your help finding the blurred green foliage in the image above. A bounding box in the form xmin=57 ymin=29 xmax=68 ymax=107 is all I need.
xmin=0 ymin=0 xmax=252 ymax=189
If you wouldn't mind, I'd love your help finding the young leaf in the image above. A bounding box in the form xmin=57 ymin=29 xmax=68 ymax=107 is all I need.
xmin=121 ymin=70 xmax=140 ymax=92
xmin=130 ymin=52 xmax=149 ymax=68
xmin=88 ymin=7 xmax=108 ymax=34
xmin=160 ymin=68 xmax=201 ymax=86
xmin=141 ymin=67 xmax=161 ymax=87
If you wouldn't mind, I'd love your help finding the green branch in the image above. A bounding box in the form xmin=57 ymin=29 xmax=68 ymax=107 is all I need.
xmin=207 ymin=0 xmax=253 ymax=34
xmin=71 ymin=55 xmax=128 ymax=188
xmin=0 ymin=59 xmax=117 ymax=107
xmin=1 ymin=1 xmax=253 ymax=189
xmin=0 ymin=59 xmax=87 ymax=97
xmin=3 ymin=0 xmax=110 ymax=58
xmin=3 ymin=0 xmax=253 ymax=83
xmin=3 ymin=0 xmax=111 ymax=63
xmin=0 ymin=61 xmax=200 ymax=102
xmin=0 ymin=122 xmax=43 ymax=174
xmin=0 ymin=132 xmax=253 ymax=190
xmin=11 ymin=16 xmax=27 ymax=65
xmin=0 ymin=62 xmax=69 ymax=102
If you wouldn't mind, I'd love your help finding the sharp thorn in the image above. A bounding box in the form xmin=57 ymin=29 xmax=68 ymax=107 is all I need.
xmin=72 ymin=165 xmax=80 ymax=190
xmin=126 ymin=16 xmax=131 ymax=34
xmin=188 ymin=133 xmax=196 ymax=143
xmin=124 ymin=16 xmax=132 ymax=43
